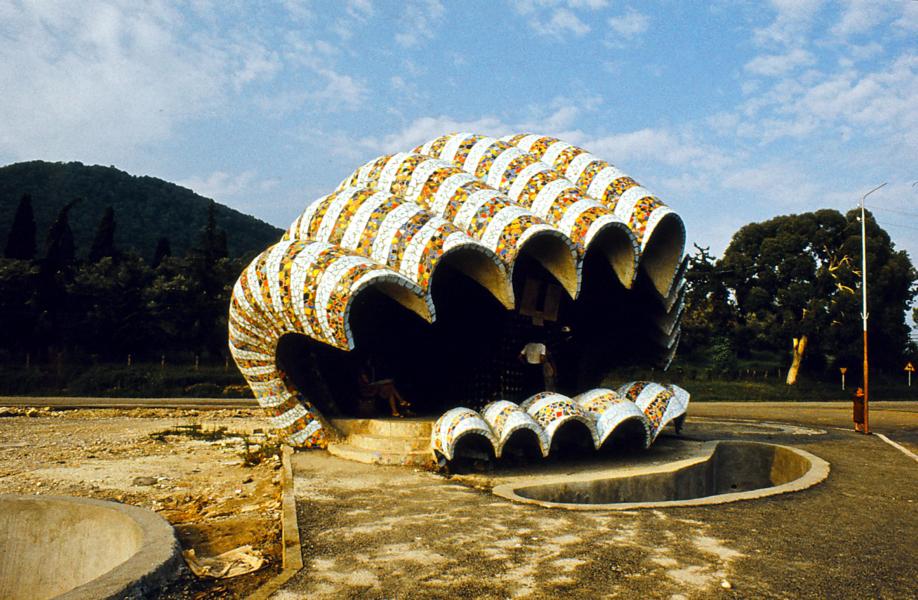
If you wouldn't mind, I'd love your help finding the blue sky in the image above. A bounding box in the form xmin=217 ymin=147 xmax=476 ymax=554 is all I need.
xmin=2 ymin=0 xmax=916 ymax=272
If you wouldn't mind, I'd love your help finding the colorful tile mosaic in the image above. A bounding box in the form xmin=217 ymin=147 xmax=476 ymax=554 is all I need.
xmin=501 ymin=133 xmax=686 ymax=297
xmin=230 ymin=131 xmax=688 ymax=447
xmin=430 ymin=386 xmax=689 ymax=461
xmin=481 ymin=400 xmax=551 ymax=458
xmin=572 ymin=388 xmax=652 ymax=448
xmin=616 ymin=381 xmax=689 ymax=443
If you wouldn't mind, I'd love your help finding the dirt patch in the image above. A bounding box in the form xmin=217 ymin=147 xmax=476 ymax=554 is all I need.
xmin=0 ymin=407 xmax=282 ymax=598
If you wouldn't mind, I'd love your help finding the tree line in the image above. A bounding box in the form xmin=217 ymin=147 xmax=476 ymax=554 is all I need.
xmin=2 ymin=193 xmax=915 ymax=384
xmin=678 ymin=208 xmax=917 ymax=382
xmin=1 ymin=194 xmax=242 ymax=364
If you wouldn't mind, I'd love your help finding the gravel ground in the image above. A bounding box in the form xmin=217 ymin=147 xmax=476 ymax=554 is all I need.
xmin=277 ymin=402 xmax=917 ymax=600
xmin=0 ymin=407 xmax=283 ymax=599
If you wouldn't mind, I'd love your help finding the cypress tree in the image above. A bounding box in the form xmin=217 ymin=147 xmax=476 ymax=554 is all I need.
xmin=45 ymin=199 xmax=78 ymax=269
xmin=88 ymin=206 xmax=116 ymax=262
xmin=4 ymin=194 xmax=37 ymax=259
xmin=202 ymin=200 xmax=220 ymax=262
xmin=151 ymin=236 xmax=171 ymax=268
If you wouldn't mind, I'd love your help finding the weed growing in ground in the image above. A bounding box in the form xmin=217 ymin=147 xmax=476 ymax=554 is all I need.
xmin=149 ymin=422 xmax=231 ymax=442
xmin=150 ymin=422 xmax=283 ymax=467
xmin=241 ymin=436 xmax=283 ymax=466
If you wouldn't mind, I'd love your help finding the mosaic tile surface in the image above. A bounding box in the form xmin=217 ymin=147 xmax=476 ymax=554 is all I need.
xmin=431 ymin=386 xmax=689 ymax=462
xmin=617 ymin=381 xmax=689 ymax=443
xmin=229 ymin=131 xmax=688 ymax=447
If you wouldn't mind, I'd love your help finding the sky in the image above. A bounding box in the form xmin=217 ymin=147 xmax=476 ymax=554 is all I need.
xmin=1 ymin=0 xmax=917 ymax=274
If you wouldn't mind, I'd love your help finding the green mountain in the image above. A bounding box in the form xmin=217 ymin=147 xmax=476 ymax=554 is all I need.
xmin=0 ymin=161 xmax=283 ymax=260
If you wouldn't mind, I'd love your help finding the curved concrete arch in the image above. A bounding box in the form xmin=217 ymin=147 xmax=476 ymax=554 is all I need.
xmin=481 ymin=400 xmax=551 ymax=458
xmin=502 ymin=133 xmax=686 ymax=298
xmin=431 ymin=407 xmax=499 ymax=461
xmin=521 ymin=393 xmax=601 ymax=449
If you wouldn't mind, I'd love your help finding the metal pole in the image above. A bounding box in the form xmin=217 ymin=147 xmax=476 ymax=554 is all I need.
xmin=859 ymin=182 xmax=886 ymax=434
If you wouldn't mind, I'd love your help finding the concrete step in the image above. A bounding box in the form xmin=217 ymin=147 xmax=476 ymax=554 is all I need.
xmin=327 ymin=442 xmax=434 ymax=467
xmin=346 ymin=433 xmax=431 ymax=453
xmin=331 ymin=418 xmax=434 ymax=439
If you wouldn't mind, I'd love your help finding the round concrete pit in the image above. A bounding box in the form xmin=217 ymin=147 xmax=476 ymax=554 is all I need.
xmin=493 ymin=440 xmax=829 ymax=510
xmin=0 ymin=494 xmax=183 ymax=600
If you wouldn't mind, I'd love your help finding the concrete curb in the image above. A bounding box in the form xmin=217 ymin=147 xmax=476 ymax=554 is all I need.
xmin=492 ymin=440 xmax=831 ymax=511
xmin=249 ymin=445 xmax=303 ymax=600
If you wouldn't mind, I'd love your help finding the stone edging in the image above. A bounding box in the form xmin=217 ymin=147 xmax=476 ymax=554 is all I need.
xmin=492 ymin=441 xmax=831 ymax=511
xmin=1 ymin=494 xmax=186 ymax=600
xmin=249 ymin=445 xmax=303 ymax=599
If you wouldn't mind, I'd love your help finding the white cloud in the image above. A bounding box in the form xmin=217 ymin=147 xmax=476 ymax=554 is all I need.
xmin=232 ymin=42 xmax=282 ymax=89
xmin=568 ymin=0 xmax=608 ymax=8
xmin=394 ymin=0 xmax=445 ymax=48
xmin=178 ymin=170 xmax=258 ymax=200
xmin=893 ymin=3 xmax=918 ymax=32
xmin=256 ymin=66 xmax=367 ymax=114
xmin=514 ymin=0 xmax=607 ymax=38
xmin=607 ymin=9 xmax=649 ymax=40
xmin=531 ymin=8 xmax=590 ymax=37
xmin=831 ymin=0 xmax=887 ymax=37
xmin=0 ymin=2 xmax=273 ymax=163
xmin=753 ymin=0 xmax=824 ymax=47
xmin=346 ymin=0 xmax=374 ymax=20
xmin=281 ymin=0 xmax=314 ymax=22
xmin=721 ymin=162 xmax=820 ymax=204
xmin=579 ymin=128 xmax=730 ymax=169
xmin=745 ymin=48 xmax=814 ymax=77
xmin=740 ymin=52 xmax=918 ymax=150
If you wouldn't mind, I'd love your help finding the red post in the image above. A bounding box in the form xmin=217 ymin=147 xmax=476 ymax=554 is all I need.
xmin=862 ymin=329 xmax=869 ymax=434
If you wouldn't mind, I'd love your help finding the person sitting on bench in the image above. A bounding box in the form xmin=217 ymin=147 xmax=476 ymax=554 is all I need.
xmin=357 ymin=358 xmax=413 ymax=417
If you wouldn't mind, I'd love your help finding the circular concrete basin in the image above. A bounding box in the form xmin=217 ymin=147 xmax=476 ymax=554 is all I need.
xmin=0 ymin=495 xmax=183 ymax=600
xmin=493 ymin=441 xmax=830 ymax=510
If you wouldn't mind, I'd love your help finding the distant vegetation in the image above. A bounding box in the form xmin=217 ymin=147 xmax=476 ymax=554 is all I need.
xmin=0 ymin=181 xmax=275 ymax=395
xmin=0 ymin=161 xmax=281 ymax=260
xmin=0 ymin=166 xmax=915 ymax=400
xmin=675 ymin=208 xmax=917 ymax=387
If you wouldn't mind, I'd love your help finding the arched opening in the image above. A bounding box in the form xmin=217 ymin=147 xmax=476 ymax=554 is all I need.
xmin=275 ymin=333 xmax=352 ymax=418
xmin=547 ymin=420 xmax=595 ymax=459
xmin=639 ymin=213 xmax=685 ymax=297
xmin=272 ymin=223 xmax=677 ymax=420
xmin=598 ymin=419 xmax=649 ymax=454
xmin=449 ymin=433 xmax=497 ymax=472
xmin=561 ymin=243 xmax=673 ymax=390
xmin=589 ymin=222 xmax=638 ymax=290
xmin=499 ymin=428 xmax=544 ymax=462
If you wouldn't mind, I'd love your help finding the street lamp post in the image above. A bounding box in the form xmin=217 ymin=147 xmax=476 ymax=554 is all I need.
xmin=858 ymin=182 xmax=887 ymax=434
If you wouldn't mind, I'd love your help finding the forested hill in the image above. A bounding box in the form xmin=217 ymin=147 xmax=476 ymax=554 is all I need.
xmin=0 ymin=161 xmax=282 ymax=260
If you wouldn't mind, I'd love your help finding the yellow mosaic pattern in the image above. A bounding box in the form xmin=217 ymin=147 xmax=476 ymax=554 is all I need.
xmin=229 ymin=132 xmax=687 ymax=447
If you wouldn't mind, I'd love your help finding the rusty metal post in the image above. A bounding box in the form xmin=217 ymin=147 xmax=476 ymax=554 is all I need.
xmin=858 ymin=182 xmax=886 ymax=434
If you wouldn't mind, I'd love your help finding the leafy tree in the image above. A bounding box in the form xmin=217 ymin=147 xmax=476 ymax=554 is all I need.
xmin=679 ymin=244 xmax=736 ymax=358
xmin=0 ymin=259 xmax=41 ymax=352
xmin=719 ymin=209 xmax=916 ymax=380
xmin=66 ymin=255 xmax=153 ymax=357
xmin=4 ymin=194 xmax=36 ymax=259
xmin=88 ymin=206 xmax=116 ymax=262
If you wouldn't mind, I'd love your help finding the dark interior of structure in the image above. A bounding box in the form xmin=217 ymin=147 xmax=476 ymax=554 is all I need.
xmin=276 ymin=245 xmax=668 ymax=419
